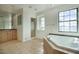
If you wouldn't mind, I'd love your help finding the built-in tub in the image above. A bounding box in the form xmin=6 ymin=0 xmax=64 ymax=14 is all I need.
xmin=44 ymin=33 xmax=79 ymax=54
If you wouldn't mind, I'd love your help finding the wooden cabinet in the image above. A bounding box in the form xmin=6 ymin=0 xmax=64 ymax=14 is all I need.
xmin=2 ymin=30 xmax=8 ymax=42
xmin=12 ymin=30 xmax=17 ymax=40
xmin=7 ymin=30 xmax=12 ymax=41
xmin=0 ymin=29 xmax=17 ymax=43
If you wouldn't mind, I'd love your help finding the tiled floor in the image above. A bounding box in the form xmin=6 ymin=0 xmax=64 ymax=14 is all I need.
xmin=0 ymin=38 xmax=43 ymax=54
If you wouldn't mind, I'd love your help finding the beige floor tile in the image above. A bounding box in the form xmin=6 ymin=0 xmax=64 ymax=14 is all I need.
xmin=0 ymin=38 xmax=43 ymax=54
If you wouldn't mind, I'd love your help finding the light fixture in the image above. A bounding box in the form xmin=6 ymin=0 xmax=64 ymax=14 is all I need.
xmin=28 ymin=6 xmax=32 ymax=8
xmin=34 ymin=8 xmax=37 ymax=11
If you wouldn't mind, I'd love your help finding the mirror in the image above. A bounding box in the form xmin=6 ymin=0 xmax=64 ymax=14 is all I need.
xmin=0 ymin=14 xmax=12 ymax=29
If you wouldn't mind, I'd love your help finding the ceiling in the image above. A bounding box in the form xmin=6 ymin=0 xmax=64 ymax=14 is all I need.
xmin=0 ymin=4 xmax=59 ymax=14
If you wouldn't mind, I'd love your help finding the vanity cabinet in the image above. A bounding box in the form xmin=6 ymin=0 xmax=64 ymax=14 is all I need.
xmin=0 ymin=29 xmax=17 ymax=43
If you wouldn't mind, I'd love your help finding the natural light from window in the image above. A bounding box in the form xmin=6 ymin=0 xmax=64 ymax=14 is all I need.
xmin=58 ymin=8 xmax=78 ymax=32
xmin=37 ymin=16 xmax=45 ymax=31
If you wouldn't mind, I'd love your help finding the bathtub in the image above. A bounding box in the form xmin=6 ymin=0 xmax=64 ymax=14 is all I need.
xmin=46 ymin=34 xmax=79 ymax=53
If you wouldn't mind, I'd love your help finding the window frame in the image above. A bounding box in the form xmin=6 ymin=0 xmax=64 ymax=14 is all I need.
xmin=58 ymin=8 xmax=78 ymax=33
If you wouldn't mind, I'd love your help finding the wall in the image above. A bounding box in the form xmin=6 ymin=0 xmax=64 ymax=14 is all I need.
xmin=12 ymin=8 xmax=36 ymax=42
xmin=22 ymin=8 xmax=36 ymax=42
xmin=36 ymin=4 xmax=79 ymax=38
xmin=12 ymin=9 xmax=23 ymax=42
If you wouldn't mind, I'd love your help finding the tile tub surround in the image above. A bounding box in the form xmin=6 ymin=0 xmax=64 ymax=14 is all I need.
xmin=44 ymin=38 xmax=65 ymax=54
xmin=0 ymin=38 xmax=43 ymax=54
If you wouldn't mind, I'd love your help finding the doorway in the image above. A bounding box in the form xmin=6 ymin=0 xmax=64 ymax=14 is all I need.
xmin=31 ymin=18 xmax=36 ymax=37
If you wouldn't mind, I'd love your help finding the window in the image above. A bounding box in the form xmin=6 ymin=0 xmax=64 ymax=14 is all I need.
xmin=58 ymin=8 xmax=78 ymax=32
xmin=37 ymin=16 xmax=45 ymax=30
